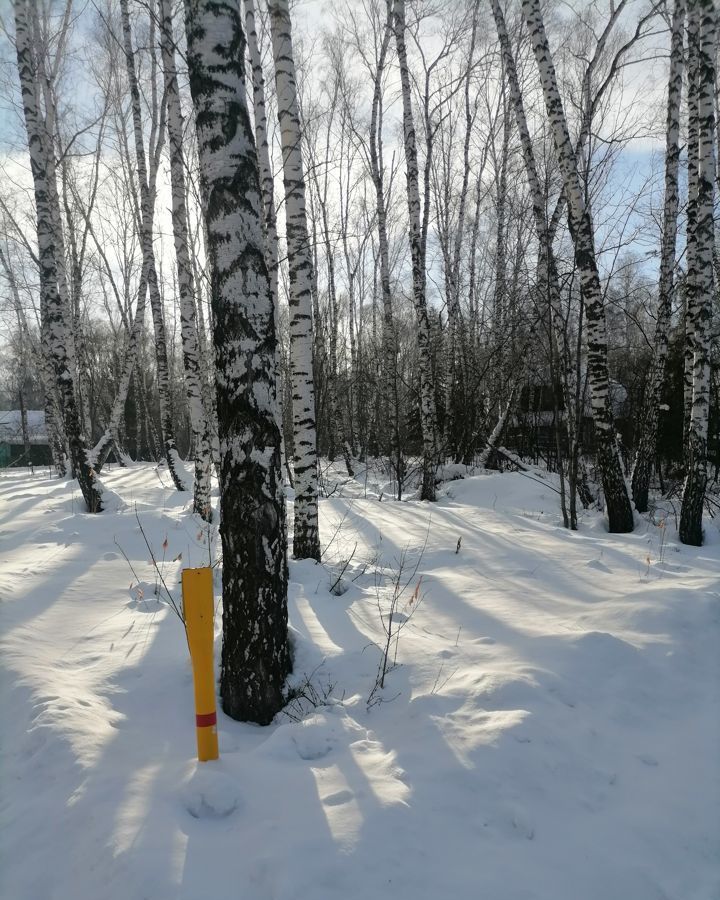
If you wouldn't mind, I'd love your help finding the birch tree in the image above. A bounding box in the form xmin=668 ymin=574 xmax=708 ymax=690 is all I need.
xmin=490 ymin=0 xmax=575 ymax=524
xmin=245 ymin=0 xmax=291 ymax=484
xmin=393 ymin=0 xmax=438 ymax=501
xmin=158 ymin=0 xmax=212 ymax=520
xmin=13 ymin=0 xmax=103 ymax=512
xmin=119 ymin=0 xmax=188 ymax=492
xmin=521 ymin=0 xmax=635 ymax=533
xmin=268 ymin=0 xmax=321 ymax=560
xmin=680 ymin=0 xmax=716 ymax=546
xmin=683 ymin=6 xmax=700 ymax=459
xmin=185 ymin=0 xmax=291 ymax=723
xmin=631 ymin=0 xmax=685 ymax=513
xmin=351 ymin=0 xmax=404 ymax=489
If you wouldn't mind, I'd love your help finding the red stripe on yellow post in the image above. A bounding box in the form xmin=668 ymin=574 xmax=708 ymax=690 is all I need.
xmin=181 ymin=567 xmax=219 ymax=762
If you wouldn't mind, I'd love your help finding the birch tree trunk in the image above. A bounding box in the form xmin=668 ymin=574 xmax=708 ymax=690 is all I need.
xmin=268 ymin=0 xmax=321 ymax=560
xmin=477 ymin=385 xmax=518 ymax=471
xmin=369 ymin=3 xmax=403 ymax=485
xmin=522 ymin=0 xmax=634 ymax=533
xmin=631 ymin=0 xmax=685 ymax=513
xmin=120 ymin=0 xmax=188 ymax=493
xmin=680 ymin=0 xmax=716 ymax=546
xmin=185 ymin=0 xmax=291 ymax=724
xmin=445 ymin=1 xmax=479 ymax=462
xmin=14 ymin=0 xmax=102 ymax=511
xmin=493 ymin=90 xmax=511 ymax=394
xmin=159 ymin=0 xmax=213 ymax=520
xmin=491 ymin=0 xmax=575 ymax=524
xmin=393 ymin=0 xmax=438 ymax=501
xmin=683 ymin=8 xmax=700 ymax=458
xmin=32 ymin=1 xmax=85 ymax=436
xmin=245 ymin=0 xmax=290 ymax=481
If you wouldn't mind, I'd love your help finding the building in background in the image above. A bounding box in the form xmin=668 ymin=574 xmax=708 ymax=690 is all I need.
xmin=0 ymin=410 xmax=51 ymax=468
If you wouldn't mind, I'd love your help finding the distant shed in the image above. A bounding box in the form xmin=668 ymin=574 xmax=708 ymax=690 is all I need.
xmin=0 ymin=410 xmax=52 ymax=467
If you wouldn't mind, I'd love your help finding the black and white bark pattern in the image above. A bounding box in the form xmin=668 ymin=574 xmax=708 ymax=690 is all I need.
xmin=683 ymin=6 xmax=700 ymax=457
xmin=393 ymin=0 xmax=439 ymax=501
xmin=522 ymin=0 xmax=634 ymax=533
xmin=159 ymin=0 xmax=213 ymax=520
xmin=14 ymin=0 xmax=102 ymax=511
xmin=268 ymin=0 xmax=321 ymax=560
xmin=680 ymin=0 xmax=716 ymax=546
xmin=120 ymin=0 xmax=188 ymax=493
xmin=245 ymin=0 xmax=289 ymax=478
xmin=631 ymin=0 xmax=685 ymax=513
xmin=185 ymin=0 xmax=291 ymax=723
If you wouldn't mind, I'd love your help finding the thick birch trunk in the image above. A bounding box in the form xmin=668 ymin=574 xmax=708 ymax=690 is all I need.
xmin=631 ymin=0 xmax=685 ymax=513
xmin=680 ymin=1 xmax=716 ymax=546
xmin=393 ymin=0 xmax=438 ymax=501
xmin=522 ymin=0 xmax=634 ymax=533
xmin=683 ymin=9 xmax=700 ymax=459
xmin=185 ymin=0 xmax=291 ymax=723
xmin=268 ymin=0 xmax=321 ymax=560
xmin=159 ymin=0 xmax=212 ymax=520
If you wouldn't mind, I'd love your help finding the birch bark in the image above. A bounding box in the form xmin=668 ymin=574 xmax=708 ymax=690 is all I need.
xmin=245 ymin=0 xmax=289 ymax=479
xmin=683 ymin=8 xmax=700 ymax=457
xmin=631 ymin=0 xmax=685 ymax=513
xmin=185 ymin=0 xmax=291 ymax=723
xmin=158 ymin=0 xmax=213 ymax=520
xmin=680 ymin=0 xmax=716 ymax=546
xmin=268 ymin=0 xmax=321 ymax=560
xmin=13 ymin=0 xmax=102 ymax=511
xmin=393 ymin=0 xmax=438 ymax=501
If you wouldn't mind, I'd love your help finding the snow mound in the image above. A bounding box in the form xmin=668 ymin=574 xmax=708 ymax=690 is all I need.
xmin=181 ymin=768 xmax=241 ymax=819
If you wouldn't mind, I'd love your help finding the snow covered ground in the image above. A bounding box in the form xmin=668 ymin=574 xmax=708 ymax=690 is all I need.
xmin=1 ymin=462 xmax=718 ymax=900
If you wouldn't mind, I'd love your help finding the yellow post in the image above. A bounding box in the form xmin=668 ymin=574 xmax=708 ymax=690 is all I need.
xmin=181 ymin=567 xmax=219 ymax=762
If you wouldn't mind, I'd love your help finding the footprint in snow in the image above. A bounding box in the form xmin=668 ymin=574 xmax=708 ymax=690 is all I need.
xmin=181 ymin=769 xmax=240 ymax=819
xmin=586 ymin=559 xmax=612 ymax=573
xmin=261 ymin=714 xmax=338 ymax=761
xmin=292 ymin=717 xmax=338 ymax=760
xmin=323 ymin=789 xmax=354 ymax=807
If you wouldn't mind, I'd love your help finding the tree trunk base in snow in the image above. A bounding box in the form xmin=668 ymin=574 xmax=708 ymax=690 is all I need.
xmin=679 ymin=460 xmax=706 ymax=546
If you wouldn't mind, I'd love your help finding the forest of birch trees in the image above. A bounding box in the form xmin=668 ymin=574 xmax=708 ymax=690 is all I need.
xmin=0 ymin=0 xmax=717 ymax=720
